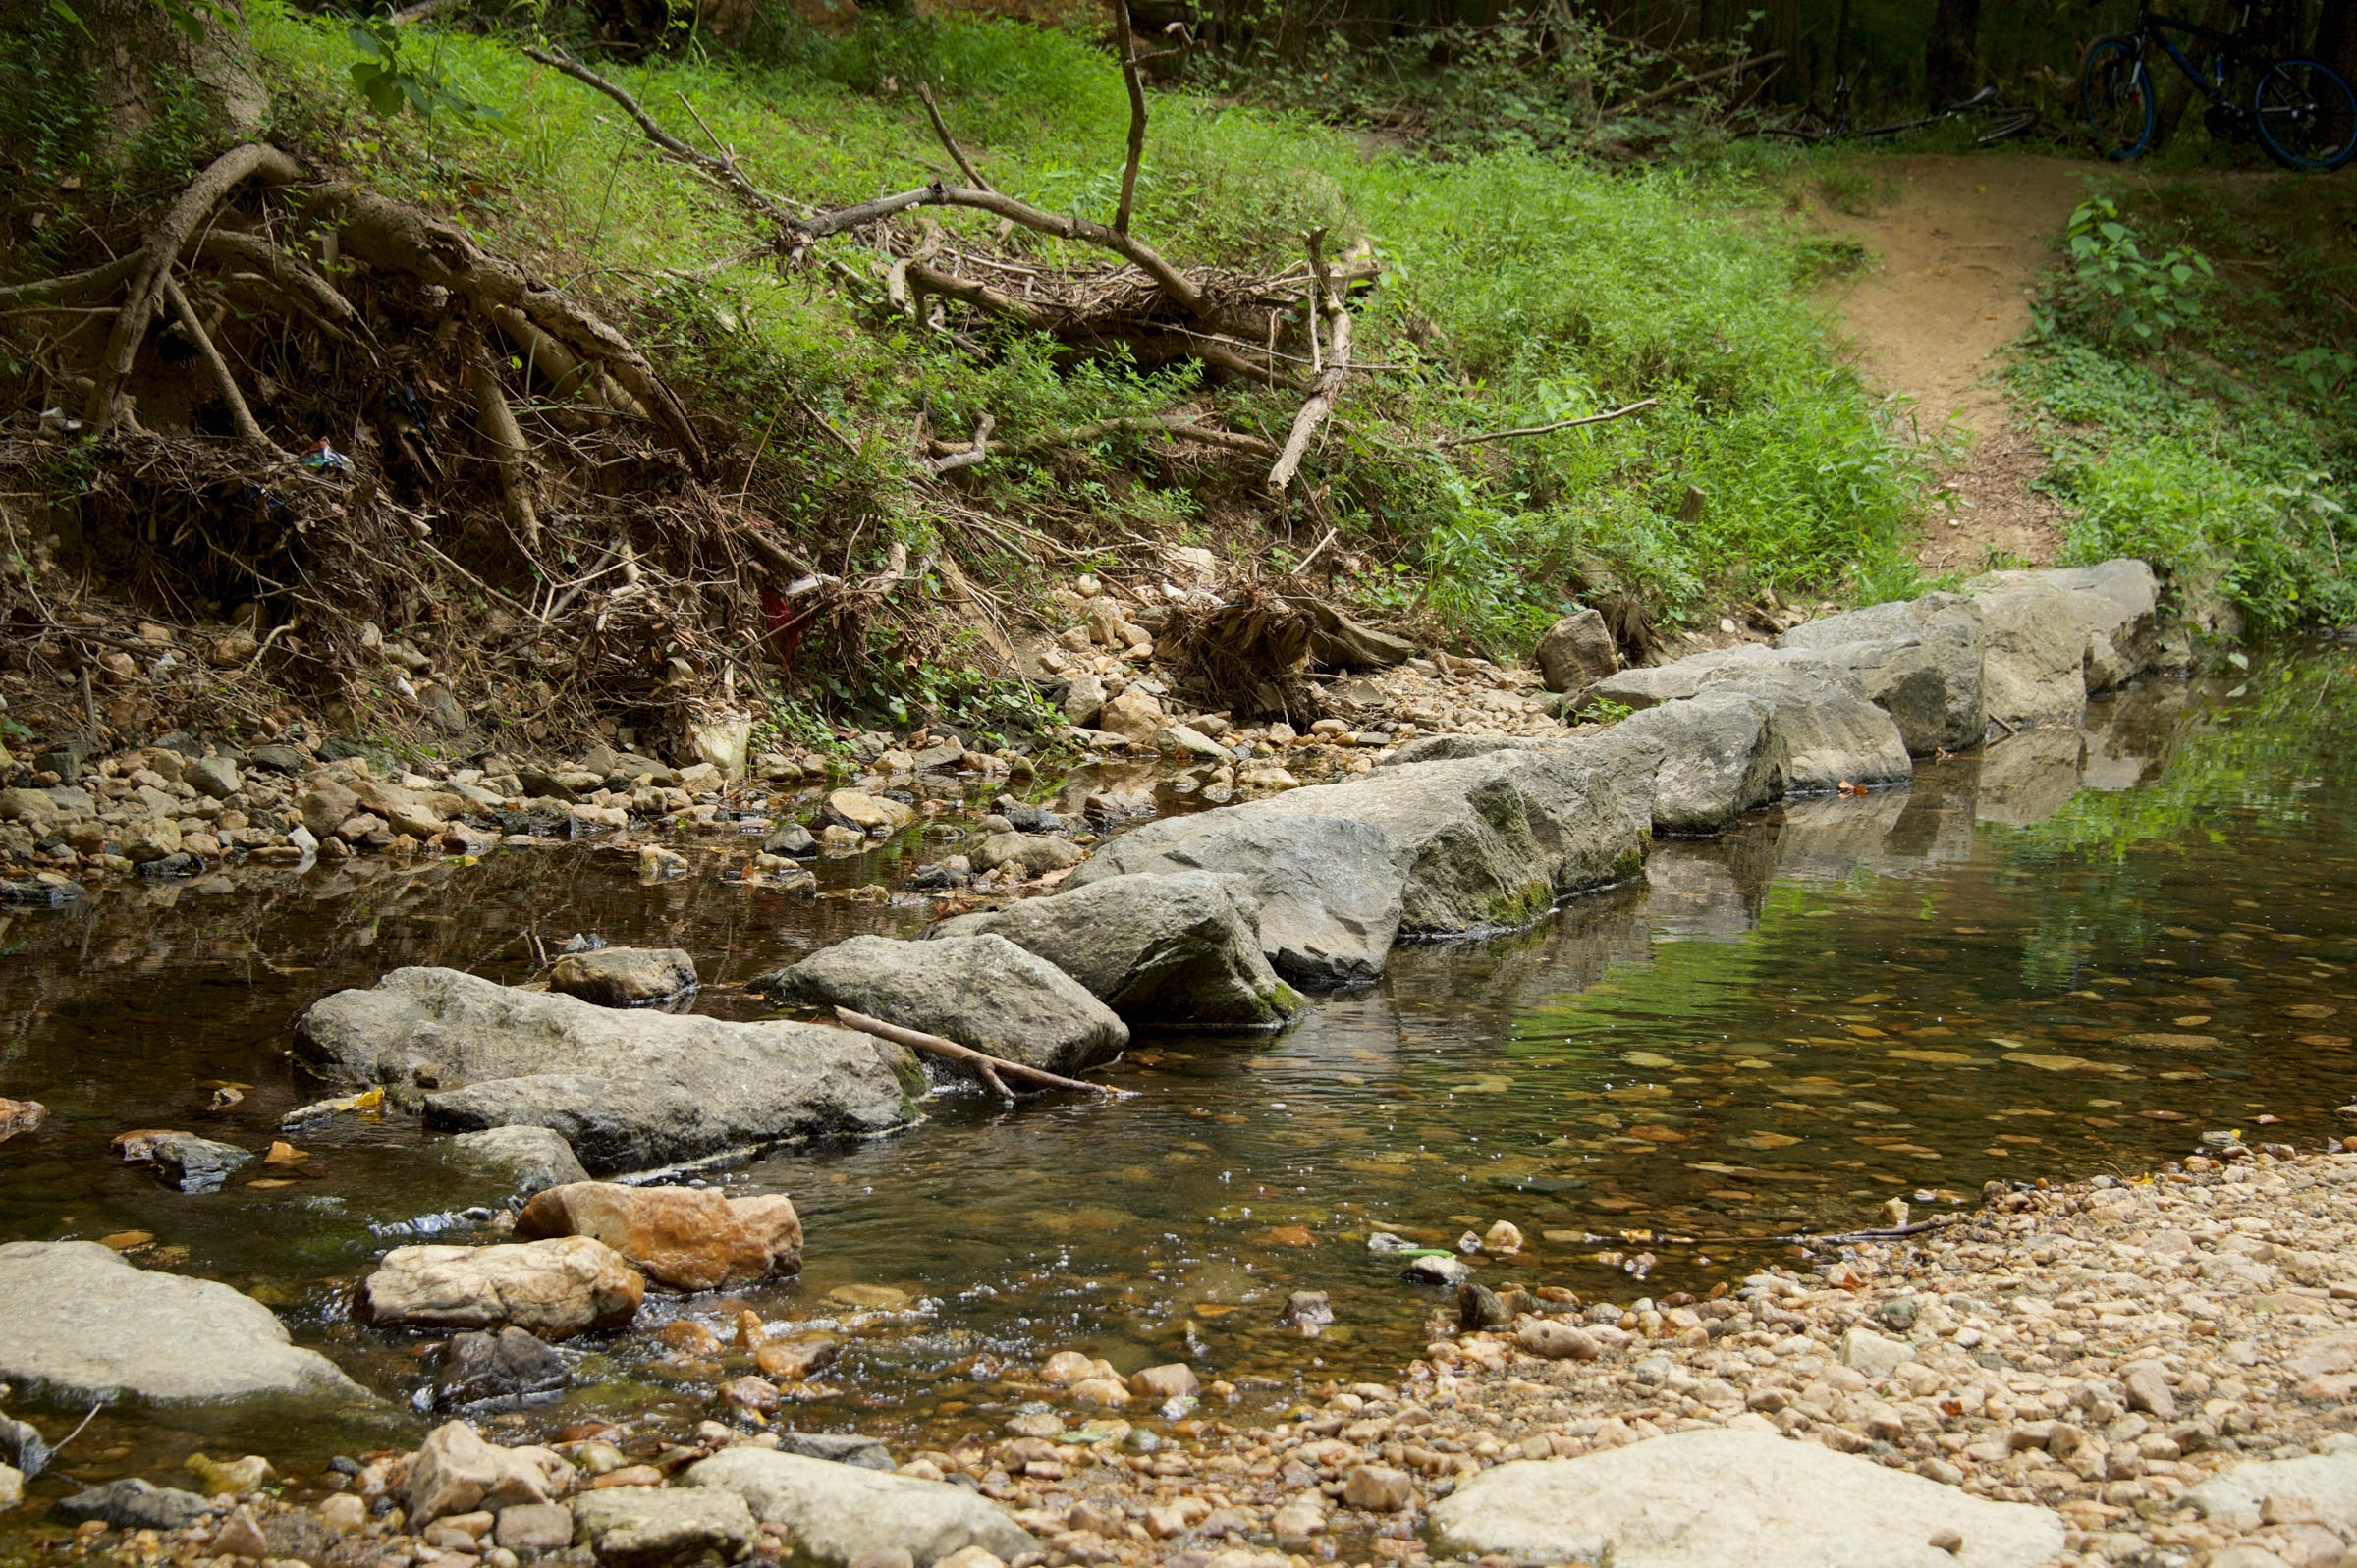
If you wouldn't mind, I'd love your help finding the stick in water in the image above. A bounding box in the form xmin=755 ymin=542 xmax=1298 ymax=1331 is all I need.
xmin=831 ymin=1007 xmax=1131 ymax=1098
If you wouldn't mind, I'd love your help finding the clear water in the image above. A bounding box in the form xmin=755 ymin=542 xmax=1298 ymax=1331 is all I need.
xmin=0 ymin=647 xmax=2351 ymax=1507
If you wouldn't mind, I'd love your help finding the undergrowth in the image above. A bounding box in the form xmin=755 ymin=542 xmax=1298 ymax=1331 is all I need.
xmin=2011 ymin=181 xmax=2355 ymax=631
xmin=11 ymin=7 xmax=1931 ymax=671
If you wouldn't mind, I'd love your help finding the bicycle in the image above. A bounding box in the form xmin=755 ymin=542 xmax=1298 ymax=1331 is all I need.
xmin=2081 ymin=1 xmax=2357 ymax=170
xmin=1767 ymin=72 xmax=2041 ymax=145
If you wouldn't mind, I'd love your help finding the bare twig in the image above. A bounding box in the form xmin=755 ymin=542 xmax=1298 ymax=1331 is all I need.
xmin=1113 ymin=0 xmax=1149 ymax=236
xmin=831 ymin=1005 xmax=1130 ymax=1097
xmin=916 ymin=82 xmax=993 ymax=193
xmin=1432 ymin=397 xmax=1660 ymax=450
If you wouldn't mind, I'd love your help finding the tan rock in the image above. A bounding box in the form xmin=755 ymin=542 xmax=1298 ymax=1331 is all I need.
xmin=402 ymin=1420 xmax=576 ymax=1528
xmin=1343 ymin=1464 xmax=1415 ymax=1511
xmin=825 ymin=789 xmax=914 ymax=833
xmin=317 ymin=1494 xmax=368 ymax=1535
xmin=1484 ymin=1219 xmax=1525 ymax=1254
xmin=1516 ymin=1320 xmax=1603 ymax=1361
xmin=1096 ymin=687 xmax=1164 ymax=742
xmin=1128 ymin=1363 xmax=1200 ymax=1402
xmin=755 ymin=1336 xmax=840 ymax=1381
xmin=356 ymin=1236 xmax=644 ymax=1339
xmin=516 ymin=1181 xmax=801 ymax=1292
xmin=1069 ymin=1376 xmax=1129 ymax=1408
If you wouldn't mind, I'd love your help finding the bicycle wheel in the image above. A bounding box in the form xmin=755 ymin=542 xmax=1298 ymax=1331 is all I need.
xmin=2081 ymin=35 xmax=2157 ymax=159
xmin=2252 ymin=57 xmax=2357 ymax=170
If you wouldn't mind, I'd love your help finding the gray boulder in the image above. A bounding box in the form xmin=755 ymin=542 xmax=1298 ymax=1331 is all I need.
xmin=1428 ymin=1429 xmax=2063 ymax=1568
xmin=1064 ymin=814 xmax=1403 ymax=990
xmin=1578 ymin=645 xmax=1915 ymax=790
xmin=1075 ymin=747 xmax=1646 ymax=972
xmin=56 ymin=1479 xmax=216 ymax=1531
xmin=683 ymin=1447 xmax=1037 ymax=1567
xmin=448 ymin=1125 xmax=591 ymax=1197
xmin=1957 ymin=579 xmax=2095 ymax=728
xmin=146 ymin=1133 xmax=253 ymax=1194
xmin=1572 ymin=693 xmax=1781 ymax=835
xmin=1780 ymin=594 xmax=1988 ymax=752
xmin=753 ymin=935 xmax=1127 ymax=1073
xmin=1972 ymin=557 xmax=2170 ymax=689
xmin=933 ymin=872 xmax=1304 ymax=1030
xmin=1377 ymin=733 xmax=1531 ymax=769
xmin=295 ymin=968 xmax=911 ymax=1174
xmin=546 ymin=947 xmax=697 ymax=1006
xmin=0 ymin=1241 xmax=368 ymax=1405
xmin=572 ymin=1485 xmax=758 ymax=1568
xmin=1534 ymin=608 xmax=1617 ymax=693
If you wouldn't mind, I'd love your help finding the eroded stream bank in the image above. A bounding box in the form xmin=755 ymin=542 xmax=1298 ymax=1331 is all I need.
xmin=0 ymin=641 xmax=2349 ymax=1521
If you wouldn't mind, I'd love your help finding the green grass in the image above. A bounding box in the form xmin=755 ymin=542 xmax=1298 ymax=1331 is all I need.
xmin=2008 ymin=178 xmax=2355 ymax=632
xmin=7 ymin=8 xmax=1934 ymax=665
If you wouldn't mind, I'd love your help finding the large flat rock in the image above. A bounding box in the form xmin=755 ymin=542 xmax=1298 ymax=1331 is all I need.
xmin=295 ymin=967 xmax=910 ymax=1174
xmin=1062 ymin=812 xmax=1403 ymax=991
xmin=683 ymin=1446 xmax=1037 ymax=1566
xmin=933 ymin=871 xmax=1304 ymax=1031
xmin=0 ymin=1241 xmax=368 ymax=1406
xmin=2187 ymin=1450 xmax=2357 ymax=1530
xmin=1427 ymin=1429 xmax=2064 ymax=1568
xmin=753 ymin=934 xmax=1127 ymax=1073
xmin=1572 ymin=692 xmax=1782 ymax=834
xmin=1578 ymin=650 xmax=1912 ymax=794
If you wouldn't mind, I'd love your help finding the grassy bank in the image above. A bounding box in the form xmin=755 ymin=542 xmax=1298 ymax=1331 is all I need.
xmin=226 ymin=9 xmax=1928 ymax=656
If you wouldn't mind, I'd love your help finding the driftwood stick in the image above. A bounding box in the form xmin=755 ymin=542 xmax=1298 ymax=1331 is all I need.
xmin=1268 ymin=229 xmax=1350 ymax=495
xmin=832 ymin=1006 xmax=1131 ymax=1097
xmin=160 ymin=273 xmax=279 ymax=456
xmin=1433 ymin=397 xmax=1660 ymax=450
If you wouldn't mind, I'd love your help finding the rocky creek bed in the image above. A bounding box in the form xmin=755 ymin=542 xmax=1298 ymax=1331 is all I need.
xmin=0 ymin=561 xmax=2354 ymax=1568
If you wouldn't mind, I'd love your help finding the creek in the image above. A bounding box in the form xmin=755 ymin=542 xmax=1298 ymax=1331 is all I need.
xmin=0 ymin=647 xmax=2351 ymax=1496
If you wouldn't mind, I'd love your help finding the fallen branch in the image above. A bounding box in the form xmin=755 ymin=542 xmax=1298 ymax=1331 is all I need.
xmin=832 ymin=1006 xmax=1131 ymax=1098
xmin=1432 ymin=396 xmax=1660 ymax=450
xmin=1268 ymin=230 xmax=1351 ymax=494
xmin=927 ymin=413 xmax=995 ymax=475
xmin=1606 ymin=51 xmax=1787 ymax=118
xmin=1112 ymin=0 xmax=1149 ymax=235
xmin=86 ymin=145 xmax=308 ymax=433
xmin=1051 ymin=413 xmax=1277 ymax=458
xmin=159 ymin=273 xmax=281 ymax=457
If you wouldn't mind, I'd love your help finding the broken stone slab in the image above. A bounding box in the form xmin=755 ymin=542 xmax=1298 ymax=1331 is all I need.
xmin=294 ymin=967 xmax=911 ymax=1174
xmin=356 ymin=1236 xmax=644 ymax=1339
xmin=516 ymin=1182 xmax=801 ymax=1292
xmin=682 ymin=1447 xmax=1037 ymax=1567
xmin=403 ymin=1420 xmax=576 ymax=1529
xmin=144 ymin=1132 xmax=254 ymax=1194
xmin=932 ymin=871 xmax=1305 ymax=1031
xmin=752 ymin=934 xmax=1127 ymax=1074
xmin=1063 ymin=813 xmax=1403 ymax=991
xmin=573 ymin=1484 xmax=759 ymax=1568
xmin=0 ymin=1241 xmax=369 ymax=1406
xmin=545 ymin=947 xmax=697 ymax=1006
xmin=1427 ymin=1428 xmax=2064 ymax=1568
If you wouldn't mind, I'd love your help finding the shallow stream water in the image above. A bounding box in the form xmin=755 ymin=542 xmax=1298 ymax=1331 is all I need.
xmin=1 ymin=647 xmax=2353 ymax=1500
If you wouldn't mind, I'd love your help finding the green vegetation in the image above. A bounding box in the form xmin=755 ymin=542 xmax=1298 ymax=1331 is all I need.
xmin=227 ymin=7 xmax=1927 ymax=655
xmin=2013 ymin=182 xmax=2354 ymax=632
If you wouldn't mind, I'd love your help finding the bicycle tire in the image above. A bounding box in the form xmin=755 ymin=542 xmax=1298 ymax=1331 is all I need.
xmin=2081 ymin=35 xmax=2157 ymax=159
xmin=2252 ymin=56 xmax=2357 ymax=170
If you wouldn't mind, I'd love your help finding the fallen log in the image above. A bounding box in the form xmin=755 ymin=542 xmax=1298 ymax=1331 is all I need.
xmin=831 ymin=1005 xmax=1133 ymax=1099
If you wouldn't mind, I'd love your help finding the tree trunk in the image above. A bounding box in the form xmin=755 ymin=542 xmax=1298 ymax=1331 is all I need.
xmin=0 ymin=0 xmax=268 ymax=167
xmin=1923 ymin=0 xmax=1983 ymax=103
xmin=2318 ymin=0 xmax=2357 ymax=86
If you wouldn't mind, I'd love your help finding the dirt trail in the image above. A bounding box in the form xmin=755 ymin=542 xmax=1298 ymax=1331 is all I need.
xmin=1815 ymin=154 xmax=2098 ymax=572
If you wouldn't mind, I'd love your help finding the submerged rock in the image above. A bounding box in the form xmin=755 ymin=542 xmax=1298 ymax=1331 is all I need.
xmin=753 ymin=934 xmax=1126 ymax=1074
xmin=0 ymin=1241 xmax=367 ymax=1405
xmin=55 ymin=1478 xmax=216 ymax=1531
xmin=447 ymin=1125 xmax=591 ymax=1198
xmin=516 ymin=1182 xmax=801 ymax=1292
xmin=931 ymin=871 xmax=1303 ymax=1030
xmin=435 ymin=1325 xmax=573 ymax=1410
xmin=295 ymin=967 xmax=911 ymax=1174
xmin=356 ymin=1236 xmax=644 ymax=1338
xmin=1428 ymin=1429 xmax=2064 ymax=1568
xmin=683 ymin=1447 xmax=1037 ymax=1567
xmin=546 ymin=946 xmax=697 ymax=1006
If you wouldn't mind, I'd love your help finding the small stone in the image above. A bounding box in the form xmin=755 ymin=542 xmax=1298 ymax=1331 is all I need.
xmin=2123 ymin=1364 xmax=2177 ymax=1420
xmin=1516 ymin=1319 xmax=1602 ymax=1360
xmin=1839 ymin=1325 xmax=1907 ymax=1379
xmin=754 ymin=1336 xmax=839 ymax=1382
xmin=212 ymin=1505 xmax=268 ymax=1560
xmin=1343 ymin=1464 xmax=1415 ymax=1512
xmin=935 ymin=1550 xmax=1008 ymax=1568
xmin=1483 ymin=1219 xmax=1524 ymax=1254
xmin=1128 ymin=1364 xmax=1199 ymax=1402
xmin=719 ymin=1376 xmax=781 ymax=1414
xmin=1069 ymin=1376 xmax=1129 ymax=1408
xmin=318 ymin=1494 xmax=368 ymax=1535
xmin=185 ymin=1453 xmax=273 ymax=1496
xmin=495 ymin=1501 xmax=574 ymax=1552
xmin=1928 ymin=1525 xmax=1963 ymax=1554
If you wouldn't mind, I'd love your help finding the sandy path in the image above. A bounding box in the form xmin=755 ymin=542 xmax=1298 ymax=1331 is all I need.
xmin=1813 ymin=155 xmax=2096 ymax=571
